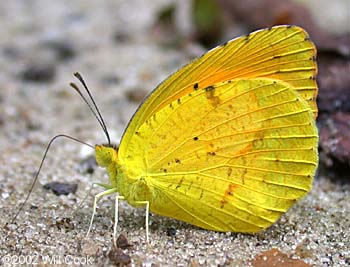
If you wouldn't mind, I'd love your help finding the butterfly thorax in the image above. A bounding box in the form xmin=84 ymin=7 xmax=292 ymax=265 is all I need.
xmin=95 ymin=145 xmax=150 ymax=206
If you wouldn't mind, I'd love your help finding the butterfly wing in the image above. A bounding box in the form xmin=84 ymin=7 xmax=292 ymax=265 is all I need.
xmin=119 ymin=25 xmax=317 ymax=155
xmin=119 ymin=78 xmax=318 ymax=232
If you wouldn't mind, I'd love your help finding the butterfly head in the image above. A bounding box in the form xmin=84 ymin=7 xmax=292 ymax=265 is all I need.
xmin=95 ymin=144 xmax=118 ymax=167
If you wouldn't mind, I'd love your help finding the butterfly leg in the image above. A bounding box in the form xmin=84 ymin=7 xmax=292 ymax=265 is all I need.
xmin=86 ymin=188 xmax=118 ymax=238
xmin=113 ymin=195 xmax=125 ymax=246
xmin=134 ymin=200 xmax=150 ymax=243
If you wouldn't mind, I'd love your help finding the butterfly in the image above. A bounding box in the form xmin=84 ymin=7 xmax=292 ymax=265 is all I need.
xmin=84 ymin=25 xmax=318 ymax=243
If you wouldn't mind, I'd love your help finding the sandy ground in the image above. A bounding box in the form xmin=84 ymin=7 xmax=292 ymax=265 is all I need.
xmin=0 ymin=1 xmax=349 ymax=266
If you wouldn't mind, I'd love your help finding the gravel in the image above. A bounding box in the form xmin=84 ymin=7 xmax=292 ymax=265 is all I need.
xmin=0 ymin=1 xmax=349 ymax=266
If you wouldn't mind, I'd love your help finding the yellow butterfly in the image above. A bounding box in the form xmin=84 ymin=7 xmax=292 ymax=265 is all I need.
xmin=84 ymin=25 xmax=318 ymax=243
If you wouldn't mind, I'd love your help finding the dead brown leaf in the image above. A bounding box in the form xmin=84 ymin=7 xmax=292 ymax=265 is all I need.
xmin=251 ymin=248 xmax=311 ymax=267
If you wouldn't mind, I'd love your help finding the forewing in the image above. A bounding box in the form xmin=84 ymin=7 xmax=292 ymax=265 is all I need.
xmin=120 ymin=25 xmax=317 ymax=155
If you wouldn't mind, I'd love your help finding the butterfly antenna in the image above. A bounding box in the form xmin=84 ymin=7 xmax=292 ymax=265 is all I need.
xmin=9 ymin=134 xmax=94 ymax=225
xmin=71 ymin=72 xmax=111 ymax=146
xmin=69 ymin=82 xmax=107 ymax=136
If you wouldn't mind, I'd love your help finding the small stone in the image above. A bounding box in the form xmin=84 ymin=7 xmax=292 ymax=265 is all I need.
xmin=114 ymin=31 xmax=132 ymax=43
xmin=30 ymin=205 xmax=38 ymax=210
xmin=20 ymin=62 xmax=56 ymax=82
xmin=108 ymin=247 xmax=131 ymax=266
xmin=79 ymin=155 xmax=97 ymax=174
xmin=116 ymin=234 xmax=132 ymax=249
xmin=166 ymin=227 xmax=177 ymax=237
xmin=55 ymin=217 xmax=75 ymax=230
xmin=43 ymin=182 xmax=78 ymax=196
xmin=125 ymin=88 xmax=148 ymax=103
xmin=41 ymin=39 xmax=76 ymax=61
